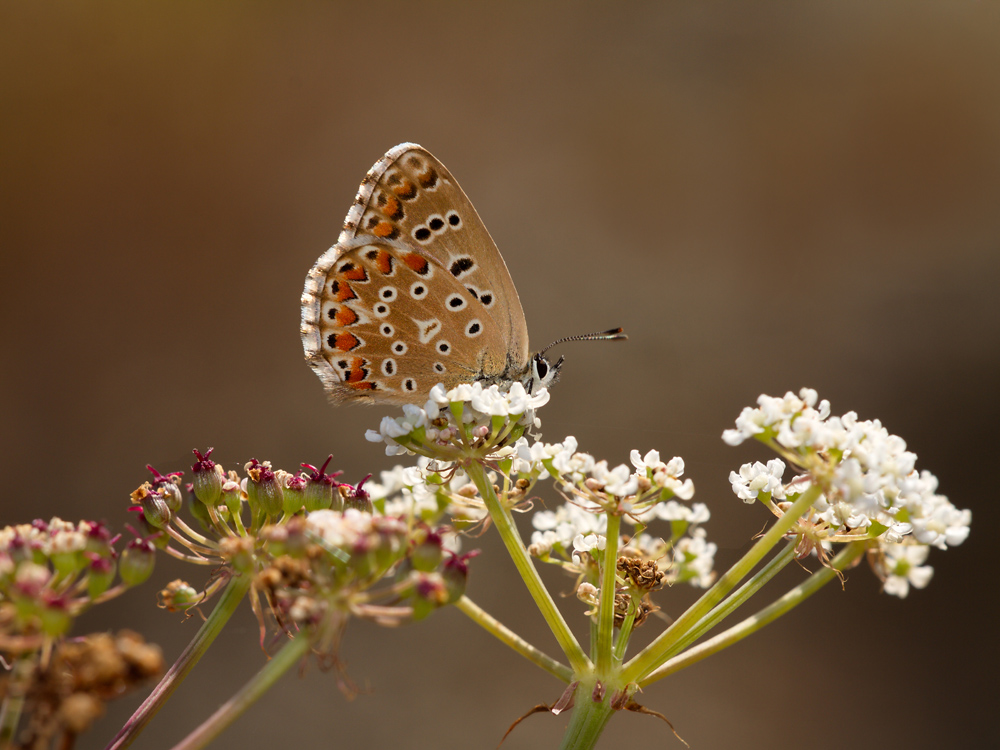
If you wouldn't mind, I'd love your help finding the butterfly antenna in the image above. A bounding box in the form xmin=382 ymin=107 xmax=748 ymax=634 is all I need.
xmin=538 ymin=328 xmax=627 ymax=356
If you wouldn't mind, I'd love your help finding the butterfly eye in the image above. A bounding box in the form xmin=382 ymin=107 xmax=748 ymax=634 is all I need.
xmin=465 ymin=320 xmax=483 ymax=338
xmin=446 ymin=294 xmax=467 ymax=311
xmin=446 ymin=210 xmax=462 ymax=229
xmin=535 ymin=357 xmax=548 ymax=380
xmin=379 ymin=287 xmax=398 ymax=302
xmin=380 ymin=323 xmax=394 ymax=337
xmin=410 ymin=282 xmax=428 ymax=300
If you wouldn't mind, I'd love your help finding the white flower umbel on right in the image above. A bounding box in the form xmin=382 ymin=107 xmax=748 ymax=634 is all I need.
xmin=725 ymin=388 xmax=971 ymax=594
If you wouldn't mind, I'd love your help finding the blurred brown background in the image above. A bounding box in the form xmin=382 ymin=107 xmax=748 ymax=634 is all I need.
xmin=2 ymin=2 xmax=997 ymax=748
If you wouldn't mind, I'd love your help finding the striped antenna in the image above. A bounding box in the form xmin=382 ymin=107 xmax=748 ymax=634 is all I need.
xmin=538 ymin=328 xmax=627 ymax=355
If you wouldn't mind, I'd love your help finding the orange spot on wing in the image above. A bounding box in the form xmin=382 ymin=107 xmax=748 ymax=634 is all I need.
xmin=342 ymin=266 xmax=368 ymax=282
xmin=335 ymin=333 xmax=360 ymax=351
xmin=392 ymin=180 xmax=417 ymax=200
xmin=334 ymin=307 xmax=358 ymax=326
xmin=375 ymin=250 xmax=394 ymax=275
xmin=382 ymin=195 xmax=403 ymax=219
xmin=372 ymin=221 xmax=395 ymax=238
xmin=335 ymin=282 xmax=356 ymax=302
xmin=345 ymin=357 xmax=372 ymax=387
xmin=402 ymin=253 xmax=429 ymax=275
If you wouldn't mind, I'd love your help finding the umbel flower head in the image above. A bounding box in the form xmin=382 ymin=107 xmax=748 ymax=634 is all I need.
xmin=725 ymin=388 xmax=971 ymax=596
xmin=0 ymin=518 xmax=128 ymax=644
xmin=123 ymin=449 xmax=471 ymax=661
xmin=365 ymin=381 xmax=549 ymax=459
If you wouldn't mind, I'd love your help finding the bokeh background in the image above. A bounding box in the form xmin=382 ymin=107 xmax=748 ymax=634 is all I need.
xmin=2 ymin=2 xmax=998 ymax=748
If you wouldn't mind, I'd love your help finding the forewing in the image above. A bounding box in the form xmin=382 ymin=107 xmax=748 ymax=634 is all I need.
xmin=339 ymin=144 xmax=530 ymax=367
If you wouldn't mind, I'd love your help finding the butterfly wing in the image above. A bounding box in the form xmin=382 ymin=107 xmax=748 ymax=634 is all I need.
xmin=302 ymin=144 xmax=531 ymax=404
xmin=302 ymin=236 xmax=513 ymax=404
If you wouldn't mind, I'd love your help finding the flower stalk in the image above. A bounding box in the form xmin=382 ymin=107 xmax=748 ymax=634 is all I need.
xmin=465 ymin=461 xmax=591 ymax=674
xmin=620 ymin=484 xmax=822 ymax=683
xmin=105 ymin=573 xmax=251 ymax=750
xmin=639 ymin=540 xmax=868 ymax=686
xmin=168 ymin=633 xmax=312 ymax=750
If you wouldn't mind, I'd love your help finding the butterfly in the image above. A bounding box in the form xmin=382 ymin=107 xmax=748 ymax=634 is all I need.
xmin=301 ymin=143 xmax=625 ymax=405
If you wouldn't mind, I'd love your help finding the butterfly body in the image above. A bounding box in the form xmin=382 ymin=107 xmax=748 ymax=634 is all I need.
xmin=301 ymin=143 xmax=561 ymax=405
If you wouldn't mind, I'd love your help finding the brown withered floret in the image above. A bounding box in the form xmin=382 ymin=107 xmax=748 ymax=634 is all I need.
xmin=617 ymin=557 xmax=665 ymax=591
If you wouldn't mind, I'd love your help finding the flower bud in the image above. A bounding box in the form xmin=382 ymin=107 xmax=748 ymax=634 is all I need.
xmin=246 ymin=459 xmax=283 ymax=519
xmin=411 ymin=528 xmax=444 ymax=573
xmin=409 ymin=571 xmax=448 ymax=621
xmin=147 ymin=465 xmax=185 ymax=512
xmin=221 ymin=472 xmax=243 ymax=517
xmin=301 ymin=456 xmax=342 ymax=512
xmin=281 ymin=472 xmax=305 ymax=516
xmin=130 ymin=483 xmax=171 ymax=530
xmin=40 ymin=594 xmax=72 ymax=637
xmin=441 ymin=550 xmax=479 ymax=604
xmin=158 ymin=579 xmax=201 ymax=612
xmin=342 ymin=474 xmax=373 ymax=514
xmin=191 ymin=448 xmax=223 ymax=507
xmin=87 ymin=555 xmax=116 ymax=599
xmin=120 ymin=539 xmax=156 ymax=586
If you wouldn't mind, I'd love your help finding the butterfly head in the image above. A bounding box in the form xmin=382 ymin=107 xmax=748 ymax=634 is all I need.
xmin=525 ymin=351 xmax=564 ymax=393
xmin=523 ymin=328 xmax=628 ymax=393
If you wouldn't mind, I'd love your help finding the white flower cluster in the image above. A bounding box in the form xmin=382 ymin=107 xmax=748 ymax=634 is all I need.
xmin=0 ymin=518 xmax=96 ymax=557
xmin=366 ymin=459 xmax=487 ymax=528
xmin=365 ymin=382 xmax=550 ymax=456
xmin=514 ymin=439 xmax=696 ymax=520
xmin=725 ymin=389 xmax=970 ymax=547
xmin=729 ymin=459 xmax=787 ymax=503
xmin=725 ymin=389 xmax=970 ymax=597
xmin=305 ymin=508 xmax=406 ymax=550
xmin=529 ymin=501 xmax=608 ymax=559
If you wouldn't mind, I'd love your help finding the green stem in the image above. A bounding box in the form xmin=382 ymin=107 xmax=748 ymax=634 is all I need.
xmin=621 ymin=485 xmax=821 ymax=683
xmin=169 ymin=633 xmax=311 ymax=750
xmin=0 ymin=653 xmax=35 ymax=749
xmin=465 ymin=461 xmax=590 ymax=673
xmin=558 ymin=681 xmax=614 ymax=750
xmin=666 ymin=540 xmax=797 ymax=660
xmin=612 ymin=601 xmax=637 ymax=662
xmin=105 ymin=572 xmax=252 ymax=750
xmin=455 ymin=596 xmax=572 ymax=682
xmin=595 ymin=513 xmax=621 ymax=675
xmin=638 ymin=541 xmax=868 ymax=686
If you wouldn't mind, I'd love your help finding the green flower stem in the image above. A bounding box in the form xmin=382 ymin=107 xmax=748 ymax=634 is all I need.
xmin=612 ymin=602 xmax=637 ymax=662
xmin=595 ymin=513 xmax=621 ymax=675
xmin=105 ymin=573 xmax=252 ymax=750
xmin=465 ymin=461 xmax=590 ymax=673
xmin=455 ymin=595 xmax=573 ymax=682
xmin=621 ymin=485 xmax=821 ymax=683
xmin=638 ymin=540 xmax=868 ymax=687
xmin=558 ymin=681 xmax=614 ymax=750
xmin=169 ymin=632 xmax=311 ymax=750
xmin=0 ymin=653 xmax=35 ymax=750
xmin=666 ymin=540 xmax=797 ymax=660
